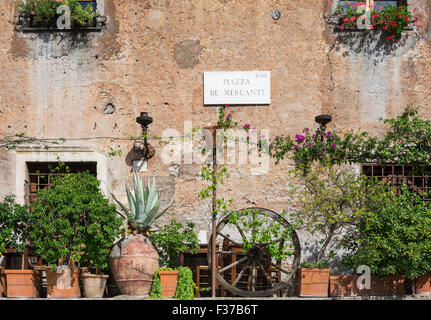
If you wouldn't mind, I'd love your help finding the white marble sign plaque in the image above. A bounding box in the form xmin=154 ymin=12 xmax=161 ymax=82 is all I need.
xmin=204 ymin=71 xmax=271 ymax=105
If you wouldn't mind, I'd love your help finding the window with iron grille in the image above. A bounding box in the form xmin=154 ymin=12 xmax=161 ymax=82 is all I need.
xmin=25 ymin=162 xmax=97 ymax=206
xmin=361 ymin=163 xmax=431 ymax=199
xmin=78 ymin=0 xmax=97 ymax=11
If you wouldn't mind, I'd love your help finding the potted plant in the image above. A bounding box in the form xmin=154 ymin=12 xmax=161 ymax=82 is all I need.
xmin=110 ymin=173 xmax=175 ymax=296
xmin=29 ymin=171 xmax=119 ymax=298
xmin=296 ymin=260 xmax=331 ymax=297
xmin=0 ymin=195 xmax=40 ymax=298
xmin=288 ymin=164 xmax=386 ymax=297
xmin=149 ymin=218 xmax=199 ymax=297
xmin=79 ymin=180 xmax=123 ymax=298
xmin=151 ymin=266 xmax=197 ymax=300
xmin=341 ymin=183 xmax=431 ymax=296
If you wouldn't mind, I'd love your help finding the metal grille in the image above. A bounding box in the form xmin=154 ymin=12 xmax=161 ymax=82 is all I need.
xmin=361 ymin=163 xmax=431 ymax=199
xmin=25 ymin=162 xmax=97 ymax=206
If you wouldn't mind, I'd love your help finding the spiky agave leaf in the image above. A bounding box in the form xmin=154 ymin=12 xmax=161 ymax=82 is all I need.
xmin=125 ymin=181 xmax=136 ymax=218
xmin=147 ymin=192 xmax=175 ymax=227
xmin=133 ymin=173 xmax=145 ymax=222
xmin=111 ymin=193 xmax=131 ymax=220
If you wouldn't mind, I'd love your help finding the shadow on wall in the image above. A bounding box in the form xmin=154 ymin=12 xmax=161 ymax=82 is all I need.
xmin=331 ymin=30 xmax=416 ymax=65
xmin=300 ymin=239 xmax=352 ymax=275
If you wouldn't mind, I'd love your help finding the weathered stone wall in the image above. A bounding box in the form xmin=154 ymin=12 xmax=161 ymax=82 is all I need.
xmin=0 ymin=0 xmax=431 ymax=260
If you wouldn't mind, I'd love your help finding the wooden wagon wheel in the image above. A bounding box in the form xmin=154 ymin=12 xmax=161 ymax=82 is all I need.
xmin=207 ymin=207 xmax=301 ymax=297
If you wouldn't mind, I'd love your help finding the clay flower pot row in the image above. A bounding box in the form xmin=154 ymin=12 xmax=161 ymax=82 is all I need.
xmin=296 ymin=268 xmax=431 ymax=297
xmin=0 ymin=268 xmax=108 ymax=298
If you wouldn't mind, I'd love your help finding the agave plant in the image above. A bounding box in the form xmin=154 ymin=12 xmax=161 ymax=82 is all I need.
xmin=112 ymin=173 xmax=174 ymax=234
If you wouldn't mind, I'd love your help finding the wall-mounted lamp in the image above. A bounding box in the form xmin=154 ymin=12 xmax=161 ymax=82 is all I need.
xmin=133 ymin=112 xmax=155 ymax=160
xmin=315 ymin=114 xmax=332 ymax=129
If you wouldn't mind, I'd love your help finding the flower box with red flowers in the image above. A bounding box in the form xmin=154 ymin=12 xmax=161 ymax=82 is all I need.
xmin=333 ymin=1 xmax=417 ymax=42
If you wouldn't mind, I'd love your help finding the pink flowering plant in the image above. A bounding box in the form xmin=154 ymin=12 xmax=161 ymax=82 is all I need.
xmin=336 ymin=2 xmax=416 ymax=41
xmin=270 ymin=105 xmax=431 ymax=175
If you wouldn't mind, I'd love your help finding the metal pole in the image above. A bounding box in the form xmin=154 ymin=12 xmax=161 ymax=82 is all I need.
xmin=211 ymin=127 xmax=217 ymax=298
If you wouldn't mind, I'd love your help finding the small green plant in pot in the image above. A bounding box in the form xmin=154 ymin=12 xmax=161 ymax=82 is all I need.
xmin=0 ymin=195 xmax=39 ymax=298
xmin=29 ymin=171 xmax=121 ymax=298
xmin=149 ymin=218 xmax=199 ymax=299
xmin=110 ymin=173 xmax=175 ymax=296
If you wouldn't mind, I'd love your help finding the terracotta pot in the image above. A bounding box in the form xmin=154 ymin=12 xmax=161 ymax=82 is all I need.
xmin=330 ymin=275 xmax=405 ymax=296
xmin=368 ymin=275 xmax=405 ymax=295
xmin=159 ymin=270 xmax=179 ymax=297
xmin=109 ymin=234 xmax=159 ymax=296
xmin=82 ymin=273 xmax=109 ymax=298
xmin=296 ymin=268 xmax=330 ymax=297
xmin=4 ymin=269 xmax=41 ymax=298
xmin=45 ymin=269 xmax=81 ymax=298
xmin=415 ymin=273 xmax=431 ymax=295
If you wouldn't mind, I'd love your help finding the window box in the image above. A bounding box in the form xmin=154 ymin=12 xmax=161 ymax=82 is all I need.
xmin=338 ymin=1 xmax=399 ymax=11
xmin=15 ymin=0 xmax=106 ymax=32
xmin=330 ymin=0 xmax=416 ymax=41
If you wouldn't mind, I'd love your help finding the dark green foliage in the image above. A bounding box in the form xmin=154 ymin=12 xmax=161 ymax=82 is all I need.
xmin=0 ymin=195 xmax=31 ymax=255
xmin=175 ymin=267 xmax=197 ymax=300
xmin=149 ymin=218 xmax=199 ymax=269
xmin=342 ymin=184 xmax=431 ymax=279
xmin=29 ymin=171 xmax=122 ymax=271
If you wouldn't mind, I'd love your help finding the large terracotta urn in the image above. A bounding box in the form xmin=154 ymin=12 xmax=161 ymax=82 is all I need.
xmin=109 ymin=234 xmax=159 ymax=296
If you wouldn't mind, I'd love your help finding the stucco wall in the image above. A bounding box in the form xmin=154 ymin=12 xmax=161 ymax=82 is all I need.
xmin=0 ymin=0 xmax=431 ymax=260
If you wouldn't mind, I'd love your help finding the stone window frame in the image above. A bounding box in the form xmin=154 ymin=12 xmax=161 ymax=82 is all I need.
xmin=15 ymin=0 xmax=106 ymax=32
xmin=14 ymin=146 xmax=108 ymax=205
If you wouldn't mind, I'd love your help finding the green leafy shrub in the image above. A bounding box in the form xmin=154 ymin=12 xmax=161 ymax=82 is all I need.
xmin=288 ymin=164 xmax=394 ymax=262
xmin=175 ymin=267 xmax=197 ymax=300
xmin=149 ymin=218 xmax=199 ymax=268
xmin=29 ymin=171 xmax=122 ymax=271
xmin=0 ymin=195 xmax=31 ymax=255
xmin=342 ymin=183 xmax=431 ymax=280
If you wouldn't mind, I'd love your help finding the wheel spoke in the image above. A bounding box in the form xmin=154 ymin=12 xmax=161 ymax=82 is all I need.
xmin=233 ymin=259 xmax=251 ymax=287
xmin=219 ymin=255 xmax=248 ymax=274
xmin=260 ymin=237 xmax=284 ymax=246
xmin=217 ymin=232 xmax=242 ymax=247
xmin=269 ymin=261 xmax=291 ymax=275
xmin=256 ymin=259 xmax=273 ymax=287
xmin=216 ymin=251 xmax=246 ymax=255
xmin=251 ymin=261 xmax=256 ymax=292
xmin=235 ymin=223 xmax=246 ymax=239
